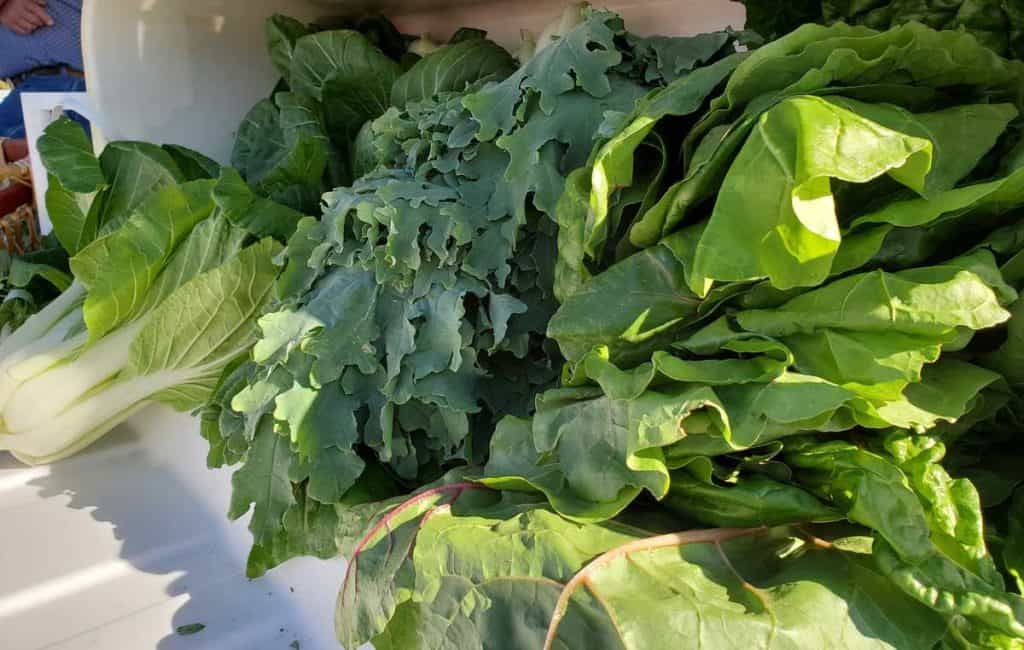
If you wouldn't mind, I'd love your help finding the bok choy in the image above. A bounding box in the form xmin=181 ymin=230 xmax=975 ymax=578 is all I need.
xmin=0 ymin=119 xmax=301 ymax=464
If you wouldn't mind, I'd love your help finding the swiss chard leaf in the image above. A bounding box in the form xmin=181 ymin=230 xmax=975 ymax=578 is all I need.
xmin=338 ymin=491 xmax=948 ymax=650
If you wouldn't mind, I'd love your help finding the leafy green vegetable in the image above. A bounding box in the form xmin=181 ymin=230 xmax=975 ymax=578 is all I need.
xmin=38 ymin=120 xmax=196 ymax=256
xmin=232 ymin=19 xmax=411 ymax=212
xmin=689 ymin=95 xmax=935 ymax=290
xmin=494 ymin=15 xmax=1024 ymax=645
xmin=0 ymin=119 xmax=299 ymax=464
xmin=740 ymin=0 xmax=1024 ymax=59
xmin=0 ymin=235 xmax=69 ymax=337
xmin=265 ymin=14 xmax=310 ymax=84
xmin=390 ymin=38 xmax=515 ymax=108
xmin=192 ymin=8 xmax=1024 ymax=649
xmin=202 ymin=8 xmax=745 ymax=578
xmin=290 ymin=30 xmax=402 ymax=143
xmin=338 ymin=488 xmax=948 ymax=650
xmin=663 ymin=471 xmax=841 ymax=527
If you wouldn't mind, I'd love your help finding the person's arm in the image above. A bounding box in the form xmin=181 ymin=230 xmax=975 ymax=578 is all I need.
xmin=0 ymin=0 xmax=54 ymax=36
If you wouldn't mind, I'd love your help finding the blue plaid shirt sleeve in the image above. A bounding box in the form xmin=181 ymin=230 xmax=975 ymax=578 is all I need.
xmin=0 ymin=0 xmax=84 ymax=79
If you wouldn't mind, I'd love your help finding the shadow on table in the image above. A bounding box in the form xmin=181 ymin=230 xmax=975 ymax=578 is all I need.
xmin=21 ymin=408 xmax=312 ymax=650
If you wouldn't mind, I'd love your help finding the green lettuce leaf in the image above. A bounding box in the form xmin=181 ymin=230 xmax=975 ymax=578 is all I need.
xmin=741 ymin=0 xmax=1024 ymax=59
xmin=690 ymin=95 xmax=932 ymax=292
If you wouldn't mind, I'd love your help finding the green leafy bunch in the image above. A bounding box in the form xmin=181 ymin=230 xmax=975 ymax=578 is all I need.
xmin=740 ymin=0 xmax=1024 ymax=59
xmin=0 ymin=235 xmax=69 ymax=337
xmin=230 ymin=15 xmax=412 ymax=213
xmin=202 ymin=8 xmax=745 ymax=578
xmin=338 ymin=21 xmax=1024 ymax=649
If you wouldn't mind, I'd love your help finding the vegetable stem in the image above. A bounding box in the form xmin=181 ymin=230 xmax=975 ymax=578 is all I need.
xmin=339 ymin=481 xmax=490 ymax=606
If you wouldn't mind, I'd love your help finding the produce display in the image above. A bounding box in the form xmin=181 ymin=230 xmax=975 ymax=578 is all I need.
xmin=202 ymin=6 xmax=748 ymax=579
xmin=3 ymin=2 xmax=1024 ymax=648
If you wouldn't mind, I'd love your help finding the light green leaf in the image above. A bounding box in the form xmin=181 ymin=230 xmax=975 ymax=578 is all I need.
xmin=212 ymin=167 xmax=304 ymax=240
xmin=693 ymin=22 xmax=1024 ymax=151
xmin=148 ymin=212 xmax=250 ymax=310
xmin=301 ymin=266 xmax=381 ymax=384
xmin=885 ymin=431 xmax=1002 ymax=586
xmin=124 ymin=238 xmax=283 ymax=408
xmin=37 ymin=117 xmax=105 ymax=193
xmin=70 ymin=180 xmax=217 ymax=340
xmin=736 ymin=252 xmax=1011 ymax=338
xmin=336 ymin=480 xmax=491 ymax=648
xmin=548 ymin=238 xmax=700 ymax=366
xmin=783 ymin=329 xmax=945 ymax=401
xmin=854 ymin=167 xmax=1024 ymax=233
xmin=40 ymin=122 xmax=186 ymax=256
xmin=583 ymin=55 xmax=741 ymax=257
xmin=786 ymin=438 xmax=934 ymax=563
xmin=96 ymin=140 xmax=186 ymax=233
xmin=823 ymin=98 xmax=1017 ymax=197
xmin=875 ymin=539 xmax=1024 ymax=646
xmin=43 ymin=177 xmax=103 ymax=256
xmin=691 ymin=95 xmax=932 ymax=292
xmin=289 ymin=445 xmax=364 ymax=504
xmin=246 ymin=493 xmax=335 ymax=579
xmin=864 ymin=359 xmax=1001 ymax=431
xmin=482 ymin=415 xmax=643 ymax=523
xmin=8 ymin=258 xmax=71 ymax=292
xmin=274 ymin=381 xmax=359 ymax=460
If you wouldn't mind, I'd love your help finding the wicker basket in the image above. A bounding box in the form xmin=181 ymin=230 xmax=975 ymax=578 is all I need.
xmin=0 ymin=154 xmax=38 ymax=255
xmin=0 ymin=205 xmax=41 ymax=256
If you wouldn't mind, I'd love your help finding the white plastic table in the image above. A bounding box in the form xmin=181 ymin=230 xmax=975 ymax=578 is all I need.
xmin=0 ymin=408 xmax=346 ymax=650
